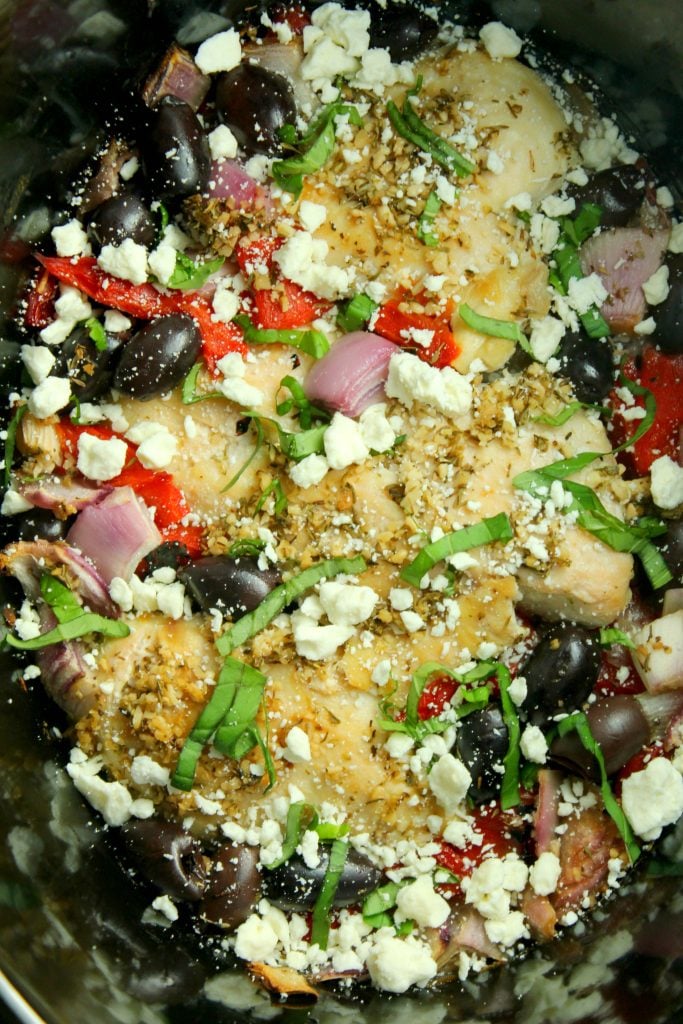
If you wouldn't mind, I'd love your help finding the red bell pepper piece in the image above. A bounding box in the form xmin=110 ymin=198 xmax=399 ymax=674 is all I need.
xmin=24 ymin=267 xmax=58 ymax=328
xmin=235 ymin=234 xmax=329 ymax=330
xmin=185 ymin=297 xmax=247 ymax=373
xmin=417 ymin=674 xmax=458 ymax=720
xmin=265 ymin=1 xmax=310 ymax=36
xmin=435 ymin=807 xmax=516 ymax=890
xmin=609 ymin=348 xmax=683 ymax=475
xmin=38 ymin=255 xmax=179 ymax=319
xmin=373 ymin=295 xmax=459 ymax=368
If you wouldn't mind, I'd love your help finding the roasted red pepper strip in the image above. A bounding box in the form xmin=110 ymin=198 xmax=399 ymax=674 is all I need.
xmin=436 ymin=808 xmax=516 ymax=890
xmin=417 ymin=674 xmax=458 ymax=720
xmin=185 ymin=296 xmax=247 ymax=373
xmin=24 ymin=267 xmax=58 ymax=328
xmin=373 ymin=296 xmax=459 ymax=368
xmin=235 ymin=235 xmax=329 ymax=330
xmin=610 ymin=348 xmax=683 ymax=474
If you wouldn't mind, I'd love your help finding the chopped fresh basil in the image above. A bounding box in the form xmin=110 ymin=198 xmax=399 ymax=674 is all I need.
xmin=273 ymin=100 xmax=362 ymax=197
xmin=5 ymin=574 xmax=130 ymax=651
xmin=310 ymin=838 xmax=348 ymax=950
xmin=532 ymin=400 xmax=608 ymax=427
xmin=614 ymin=366 xmax=657 ymax=452
xmin=216 ymin=555 xmax=366 ymax=656
xmin=3 ymin=403 xmax=27 ymax=488
xmin=400 ymin=512 xmax=513 ymax=587
xmin=277 ymin=422 xmax=328 ymax=461
xmin=387 ymin=78 xmax=475 ymax=178
xmin=234 ymin=314 xmax=330 ymax=359
xmin=181 ymin=363 xmax=223 ymax=405
xmin=227 ymin=537 xmax=267 ymax=559
xmin=276 ymin=375 xmax=330 ymax=429
xmin=520 ymin=761 xmax=540 ymax=791
xmin=254 ymin=477 xmax=288 ymax=516
xmin=557 ymin=712 xmax=640 ymax=863
xmin=265 ymin=801 xmax=319 ymax=869
xmin=315 ymin=821 xmax=349 ymax=840
xmin=213 ymin=659 xmax=269 ymax=757
xmin=459 ymin=303 xmax=533 ymax=355
xmin=154 ymin=201 xmax=170 ymax=244
xmin=549 ymin=205 xmax=609 ymax=339
xmin=221 ymin=417 xmax=264 ymax=493
xmin=559 ymin=202 xmax=602 ymax=247
xmin=497 ymin=664 xmax=521 ymax=810
xmin=599 ymin=627 xmax=636 ymax=649
xmin=167 ymin=252 xmax=224 ymax=291
xmin=362 ymin=881 xmax=403 ymax=929
xmin=417 ymin=190 xmax=441 ymax=247
xmin=84 ymin=316 xmax=107 ymax=351
xmin=336 ymin=293 xmax=378 ymax=334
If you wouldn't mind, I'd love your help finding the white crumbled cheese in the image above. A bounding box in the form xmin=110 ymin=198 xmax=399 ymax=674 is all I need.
xmin=151 ymin=895 xmax=178 ymax=922
xmin=386 ymin=351 xmax=472 ymax=419
xmin=27 ymin=376 xmax=71 ymax=419
xmin=301 ymin=2 xmax=370 ymax=93
xmin=386 ymin=733 xmax=414 ymax=759
xmin=98 ymin=239 xmax=148 ymax=285
xmin=119 ymin=156 xmax=139 ymax=181
xmin=283 ymin=726 xmax=312 ymax=764
xmin=77 ymin=433 xmax=128 ymax=481
xmin=435 ymin=175 xmax=457 ymax=206
xmin=129 ymin=574 xmax=160 ymax=613
xmin=21 ymin=345 xmax=55 ymax=384
xmin=621 ymin=757 xmax=683 ymax=841
xmin=507 ymin=675 xmax=527 ymax=707
xmin=324 ymin=412 xmax=369 ymax=469
xmin=233 ymin=913 xmax=280 ymax=961
xmin=217 ymin=352 xmax=247 ymax=378
xmin=529 ymin=316 xmax=565 ymax=363
xmin=66 ymin=750 xmax=152 ymax=827
xmin=389 ymin=587 xmax=413 ymax=611
xmin=401 ymin=610 xmax=425 ymax=633
xmin=366 ymin=931 xmax=438 ymax=993
xmin=208 ymin=123 xmax=238 ymax=160
xmin=520 ymin=724 xmax=548 ymax=764
xmin=104 ymin=309 xmax=132 ymax=333
xmin=504 ymin=191 xmax=532 ymax=212
xmin=428 ymin=753 xmax=471 ymax=812
xmin=567 ymin=273 xmax=608 ymax=314
xmin=530 ymin=213 xmax=561 ymax=254
xmin=540 ymin=195 xmax=576 ymax=218
xmin=669 ymin=221 xmax=683 ymax=254
xmin=212 ymin=282 xmax=241 ymax=323
xmin=273 ymin=231 xmax=355 ymax=301
xmin=299 ymin=828 xmax=320 ymax=869
xmin=156 ymin=581 xmax=186 ymax=620
xmin=319 ymin=580 xmax=378 ymax=626
xmin=650 ymin=455 xmax=683 ymax=509
xmin=298 ymin=200 xmax=327 ymax=232
xmin=529 ymin=851 xmax=562 ymax=896
xmin=15 ymin=600 xmax=41 ymax=641
xmin=135 ymin=428 xmax=177 ymax=470
xmin=109 ymin=576 xmax=134 ymax=611
xmin=130 ymin=755 xmax=170 ymax=787
xmin=220 ymin=377 xmax=265 ymax=407
xmin=0 ymin=489 xmax=33 ymax=515
xmin=634 ymin=316 xmax=656 ymax=336
xmin=184 ymin=415 xmax=198 ymax=438
xmin=51 ymin=219 xmax=91 ymax=257
xmin=289 ymin=452 xmax=329 ymax=489
xmin=484 ymin=911 xmax=529 ymax=948
xmin=656 ymin=186 xmax=674 ymax=210
xmin=642 ymin=265 xmax=670 ymax=306
xmin=358 ymin=403 xmax=396 ymax=452
xmin=195 ymin=28 xmax=242 ymax=74
xmin=291 ymin=611 xmax=355 ymax=660
xmin=371 ymin=659 xmax=391 ymax=685
xmin=148 ymin=243 xmax=177 ymax=286
xmin=486 ymin=150 xmax=505 ymax=174
xmin=479 ymin=21 xmax=522 ymax=59
xmin=396 ymin=874 xmax=450 ymax=928
xmin=423 ymin=273 xmax=446 ymax=293
xmin=54 ymin=285 xmax=92 ymax=323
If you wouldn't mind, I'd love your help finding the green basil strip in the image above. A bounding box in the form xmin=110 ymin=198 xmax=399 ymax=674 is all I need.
xmin=400 ymin=512 xmax=513 ymax=587
xmin=559 ymin=203 xmax=602 ymax=247
xmin=235 ymin=314 xmax=330 ymax=359
xmin=550 ymin=212 xmax=610 ymax=340
xmin=336 ymin=293 xmax=378 ymax=334
xmin=381 ymin=659 xmax=495 ymax=741
xmin=404 ymin=661 xmax=457 ymax=734
xmin=277 ymin=423 xmax=328 ymax=461
xmin=387 ymin=80 xmax=474 ymax=178
xmin=637 ymin=541 xmax=672 ymax=590
xmin=497 ymin=664 xmax=521 ymax=810
xmin=276 ymin=375 xmax=330 ymax=429
xmin=84 ymin=316 xmax=107 ymax=351
xmin=251 ymin=722 xmax=277 ymax=790
xmin=599 ymin=627 xmax=636 ymax=649
xmin=310 ymin=839 xmax=349 ymax=950
xmin=216 ymin=555 xmax=366 ymax=656
xmin=362 ymin=881 xmax=402 ymax=928
xmin=417 ymin=191 xmax=441 ymax=247
xmin=273 ymin=101 xmax=362 ymax=197
xmin=167 ymin=253 xmax=224 ymax=291
xmin=154 ymin=201 xmax=170 ymax=244
xmin=221 ymin=417 xmax=264 ymax=493
xmin=614 ymin=366 xmax=657 ymax=452
xmin=532 ymin=400 xmax=607 ymax=427
xmin=459 ymin=303 xmax=532 ymax=354
xmin=456 ymin=684 xmax=491 ymax=717
xmin=557 ymin=712 xmax=640 ymax=863
xmin=265 ymin=802 xmax=319 ymax=870
xmin=6 ymin=613 xmax=130 ymax=651
xmin=213 ymin=660 xmax=269 ymax=756
xmin=41 ymin=574 xmax=83 ymax=623
xmin=227 ymin=537 xmax=266 ymax=559
xmin=3 ymin=404 xmax=27 ymax=488
xmin=182 ymin=363 xmax=223 ymax=405
xmin=315 ymin=821 xmax=349 ymax=840
xmin=254 ymin=477 xmax=288 ymax=516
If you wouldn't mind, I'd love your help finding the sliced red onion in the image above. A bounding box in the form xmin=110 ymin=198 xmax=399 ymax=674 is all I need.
xmin=207 ymin=159 xmax=261 ymax=207
xmin=19 ymin=476 xmax=111 ymax=515
xmin=304 ymin=332 xmax=399 ymax=417
xmin=580 ymin=226 xmax=668 ymax=333
xmin=533 ymin=769 xmax=562 ymax=855
xmin=142 ymin=42 xmax=210 ymax=112
xmin=0 ymin=539 xmax=117 ymax=617
xmin=34 ymin=607 xmax=95 ymax=719
xmin=66 ymin=487 xmax=162 ymax=585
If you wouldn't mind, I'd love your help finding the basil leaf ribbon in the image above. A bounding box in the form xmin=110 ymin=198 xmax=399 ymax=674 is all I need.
xmin=5 ymin=574 xmax=129 ymax=651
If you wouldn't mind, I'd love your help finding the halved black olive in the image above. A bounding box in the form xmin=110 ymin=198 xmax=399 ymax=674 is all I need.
xmin=555 ymin=330 xmax=615 ymax=403
xmin=456 ymin=705 xmax=509 ymax=803
xmin=550 ymin=695 xmax=649 ymax=779
xmin=119 ymin=819 xmax=208 ymax=901
xmin=368 ymin=2 xmax=438 ymax=61
xmin=566 ymin=165 xmax=646 ymax=228
xmin=141 ymin=96 xmax=210 ymax=203
xmin=263 ymin=848 xmax=382 ymax=912
xmin=650 ymin=254 xmax=683 ymax=354
xmin=215 ymin=63 xmax=297 ymax=157
xmin=200 ymin=843 xmax=261 ymax=928
xmin=88 ymin=194 xmax=156 ymax=249
xmin=179 ymin=555 xmax=281 ymax=617
xmin=113 ymin=314 xmax=201 ymax=399
xmin=520 ymin=623 xmax=602 ymax=725
xmin=53 ymin=326 xmax=120 ymax=404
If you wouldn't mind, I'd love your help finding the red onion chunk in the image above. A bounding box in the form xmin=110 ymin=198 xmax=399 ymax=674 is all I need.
xmin=34 ymin=608 xmax=95 ymax=719
xmin=19 ymin=476 xmax=111 ymax=515
xmin=580 ymin=227 xmax=668 ymax=334
xmin=305 ymin=332 xmax=399 ymax=417
xmin=66 ymin=487 xmax=162 ymax=586
xmin=533 ymin=769 xmax=562 ymax=856
xmin=0 ymin=539 xmax=117 ymax=617
xmin=142 ymin=43 xmax=210 ymax=112
xmin=208 ymin=159 xmax=260 ymax=206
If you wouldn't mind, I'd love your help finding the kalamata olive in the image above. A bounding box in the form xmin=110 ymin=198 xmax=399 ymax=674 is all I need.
xmin=53 ymin=326 xmax=120 ymax=403
xmin=456 ymin=705 xmax=509 ymax=803
xmin=145 ymin=541 xmax=191 ymax=574
xmin=550 ymin=695 xmax=649 ymax=780
xmin=650 ymin=254 xmax=683 ymax=354
xmin=520 ymin=623 xmax=602 ymax=725
xmin=112 ymin=314 xmax=201 ymax=399
xmin=16 ymin=509 xmax=71 ymax=543
xmin=555 ymin=330 xmax=615 ymax=403
xmin=263 ymin=848 xmax=383 ymax=912
xmin=120 ymin=820 xmax=208 ymax=901
xmin=368 ymin=2 xmax=438 ymax=60
xmin=215 ymin=64 xmax=297 ymax=157
xmin=141 ymin=96 xmax=210 ymax=203
xmin=179 ymin=555 xmax=281 ymax=617
xmin=88 ymin=194 xmax=156 ymax=249
xmin=200 ymin=843 xmax=261 ymax=928
xmin=566 ymin=165 xmax=646 ymax=228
